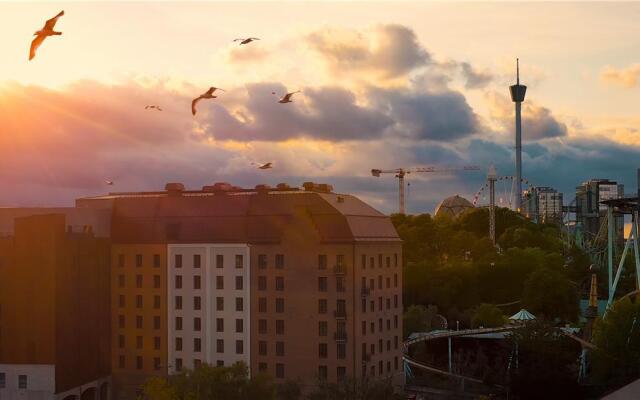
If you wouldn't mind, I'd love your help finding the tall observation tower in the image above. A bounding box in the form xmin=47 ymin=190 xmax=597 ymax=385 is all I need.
xmin=509 ymin=59 xmax=527 ymax=212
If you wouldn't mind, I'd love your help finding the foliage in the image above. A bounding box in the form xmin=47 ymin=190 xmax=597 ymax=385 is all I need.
xmin=522 ymin=268 xmax=579 ymax=322
xmin=471 ymin=303 xmax=506 ymax=328
xmin=592 ymin=298 xmax=640 ymax=385
xmin=508 ymin=320 xmax=583 ymax=399
xmin=307 ymin=377 xmax=402 ymax=400
xmin=403 ymin=304 xmax=441 ymax=336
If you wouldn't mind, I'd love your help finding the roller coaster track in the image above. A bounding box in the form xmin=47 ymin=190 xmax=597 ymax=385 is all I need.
xmin=404 ymin=326 xmax=516 ymax=348
xmin=403 ymin=356 xmax=485 ymax=384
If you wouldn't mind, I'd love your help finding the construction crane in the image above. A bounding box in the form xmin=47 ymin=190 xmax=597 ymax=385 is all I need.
xmin=371 ymin=166 xmax=481 ymax=214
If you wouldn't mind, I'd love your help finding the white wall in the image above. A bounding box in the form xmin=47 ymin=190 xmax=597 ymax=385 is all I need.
xmin=167 ymin=244 xmax=250 ymax=374
xmin=0 ymin=364 xmax=54 ymax=400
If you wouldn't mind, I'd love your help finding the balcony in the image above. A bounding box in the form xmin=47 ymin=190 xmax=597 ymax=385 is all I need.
xmin=333 ymin=264 xmax=346 ymax=275
xmin=333 ymin=309 xmax=347 ymax=320
xmin=334 ymin=331 xmax=348 ymax=343
xmin=361 ymin=287 xmax=370 ymax=297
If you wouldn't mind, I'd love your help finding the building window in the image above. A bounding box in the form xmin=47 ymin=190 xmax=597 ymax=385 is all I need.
xmin=319 ymin=321 xmax=328 ymax=336
xmin=336 ymin=299 xmax=346 ymax=317
xmin=258 ymin=276 xmax=267 ymax=290
xmin=370 ymin=257 xmax=374 ymax=269
xmin=236 ymin=319 xmax=244 ymax=333
xmin=318 ymin=366 xmax=327 ymax=380
xmin=194 ymin=338 xmax=201 ymax=352
xmin=118 ymin=254 xmax=125 ymax=267
xmin=118 ymin=274 xmax=125 ymax=288
xmin=378 ymin=318 xmax=383 ymax=332
xmin=275 ymin=276 xmax=284 ymax=291
xmin=337 ymin=367 xmax=346 ymax=382
xmin=337 ymin=343 xmax=346 ymax=359
xmin=258 ymin=297 xmax=267 ymax=313
xmin=386 ymin=277 xmax=391 ymax=289
xmin=386 ymin=256 xmax=391 ymax=268
xmin=136 ymin=254 xmax=143 ymax=267
xmin=370 ymin=322 xmax=375 ymax=334
xmin=394 ymin=315 xmax=398 ymax=329
xmin=119 ymin=355 xmax=125 ymax=369
xmin=236 ymin=340 xmax=244 ymax=354
xmin=378 ymin=339 xmax=383 ymax=353
xmin=336 ymin=277 xmax=345 ymax=292
xmin=118 ymin=334 xmax=125 ymax=348
xmin=276 ymin=319 xmax=285 ymax=335
xmin=394 ymin=336 xmax=399 ymax=349
xmin=175 ymin=275 xmax=182 ymax=289
xmin=118 ymin=314 xmax=125 ymax=329
xmin=387 ymin=340 xmax=391 ymax=351
xmin=276 ymin=363 xmax=284 ymax=378
xmin=258 ymin=319 xmax=267 ymax=334
xmin=394 ymin=295 xmax=398 ymax=308
xmin=362 ymin=321 xmax=366 ymax=335
xmin=318 ymin=299 xmax=327 ymax=314
xmin=259 ymin=341 xmax=267 ymax=355
xmin=175 ymin=337 xmax=182 ymax=351
xmin=319 ymin=254 xmax=327 ymax=270
xmin=378 ymin=254 xmax=383 ymax=268
xmin=175 ymin=358 xmax=183 ymax=372
xmin=194 ymin=254 xmax=201 ymax=268
xmin=394 ymin=356 xmax=399 ymax=370
xmin=258 ymin=254 xmax=267 ymax=269
xmin=216 ymin=318 xmax=224 ymax=332
xmin=154 ymin=357 xmax=161 ymax=370
xmin=275 ymin=298 xmax=284 ymax=313
xmin=154 ymin=336 xmax=161 ymax=350
xmin=362 ymin=298 xmax=366 ymax=313
xmin=136 ymin=295 xmax=143 ymax=308
xmin=318 ymin=277 xmax=327 ymax=292
xmin=190 ymin=317 xmax=199 ymax=332
xmin=387 ymin=319 xmax=391 ymax=330
xmin=361 ymin=254 xmax=366 ymax=269
xmin=154 ymin=254 xmax=161 ymax=268
xmin=259 ymin=363 xmax=267 ymax=373
xmin=319 ymin=343 xmax=328 ymax=358
xmin=118 ymin=295 xmax=125 ymax=308
xmin=336 ymin=254 xmax=345 ymax=267
xmin=394 ymin=274 xmax=398 ymax=288
xmin=175 ymin=254 xmax=182 ymax=268
xmin=236 ymin=297 xmax=243 ymax=311
xmin=194 ymin=275 xmax=201 ymax=290
xmin=394 ymin=253 xmax=398 ymax=267
xmin=136 ymin=336 xmax=143 ymax=349
xmin=154 ymin=275 xmax=161 ymax=289
xmin=378 ymin=297 xmax=383 ymax=311
xmin=216 ymin=276 xmax=224 ymax=290
xmin=136 ymin=356 xmax=143 ymax=370
xmin=275 ymin=254 xmax=285 ymax=269
xmin=378 ymin=276 xmax=382 ymax=290
xmin=235 ymin=276 xmax=243 ymax=290
xmin=154 ymin=316 xmax=161 ymax=330
xmin=216 ymin=339 xmax=224 ymax=353
xmin=386 ymin=298 xmax=391 ymax=310
xmin=276 ymin=341 xmax=285 ymax=356
xmin=154 ymin=295 xmax=161 ymax=309
xmin=176 ymin=316 xmax=182 ymax=331
xmin=370 ymin=301 xmax=374 ymax=313
xmin=378 ymin=360 xmax=383 ymax=375
xmin=216 ymin=297 xmax=224 ymax=311
xmin=175 ymin=296 xmax=182 ymax=310
xmin=369 ymin=278 xmax=375 ymax=291
xmin=235 ymin=254 xmax=244 ymax=268
xmin=136 ymin=315 xmax=143 ymax=329
xmin=216 ymin=254 xmax=224 ymax=269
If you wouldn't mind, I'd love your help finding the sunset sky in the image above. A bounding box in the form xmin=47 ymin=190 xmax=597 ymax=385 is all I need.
xmin=1 ymin=1 xmax=640 ymax=213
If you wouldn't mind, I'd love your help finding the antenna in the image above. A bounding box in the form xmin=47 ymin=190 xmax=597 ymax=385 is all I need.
xmin=516 ymin=58 xmax=520 ymax=85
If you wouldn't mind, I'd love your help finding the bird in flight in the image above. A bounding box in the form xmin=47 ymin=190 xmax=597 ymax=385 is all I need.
xmin=192 ymin=87 xmax=224 ymax=116
xmin=234 ymin=37 xmax=260 ymax=45
xmin=145 ymin=105 xmax=163 ymax=111
xmin=105 ymin=180 xmax=114 ymax=186
xmin=252 ymin=162 xmax=273 ymax=170
xmin=29 ymin=10 xmax=64 ymax=61
xmin=276 ymin=91 xmax=300 ymax=104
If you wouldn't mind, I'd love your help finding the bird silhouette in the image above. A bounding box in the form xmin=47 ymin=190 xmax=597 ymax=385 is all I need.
xmin=252 ymin=162 xmax=273 ymax=170
xmin=277 ymin=91 xmax=300 ymax=104
xmin=192 ymin=87 xmax=224 ymax=116
xmin=145 ymin=105 xmax=163 ymax=111
xmin=233 ymin=37 xmax=260 ymax=45
xmin=29 ymin=10 xmax=64 ymax=61
xmin=105 ymin=180 xmax=114 ymax=186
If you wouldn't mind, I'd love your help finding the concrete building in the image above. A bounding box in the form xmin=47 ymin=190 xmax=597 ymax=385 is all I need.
xmin=72 ymin=181 xmax=403 ymax=398
xmin=575 ymin=179 xmax=624 ymax=242
xmin=0 ymin=210 xmax=112 ymax=400
xmin=522 ymin=186 xmax=564 ymax=224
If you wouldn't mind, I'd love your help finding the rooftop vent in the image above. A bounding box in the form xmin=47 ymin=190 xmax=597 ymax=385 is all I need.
xmin=303 ymin=182 xmax=334 ymax=193
xmin=165 ymin=182 xmax=185 ymax=196
xmin=337 ymin=195 xmax=345 ymax=203
xmin=203 ymin=182 xmax=234 ymax=193
xmin=276 ymin=183 xmax=291 ymax=190
xmin=255 ymin=184 xmax=272 ymax=192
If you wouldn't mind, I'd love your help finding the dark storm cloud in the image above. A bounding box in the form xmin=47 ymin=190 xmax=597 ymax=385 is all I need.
xmin=460 ymin=62 xmax=493 ymax=89
xmin=522 ymin=105 xmax=568 ymax=140
xmin=306 ymin=24 xmax=430 ymax=79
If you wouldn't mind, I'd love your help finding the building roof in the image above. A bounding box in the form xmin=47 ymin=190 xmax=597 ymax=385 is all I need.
xmin=434 ymin=195 xmax=474 ymax=218
xmin=76 ymin=183 xmax=400 ymax=244
xmin=509 ymin=309 xmax=536 ymax=321
xmin=0 ymin=207 xmax=112 ymax=237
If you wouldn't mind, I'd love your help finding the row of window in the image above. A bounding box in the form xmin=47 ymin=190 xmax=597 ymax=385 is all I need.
xmin=257 ymin=319 xmax=285 ymax=335
xmin=257 ymin=341 xmax=286 ymax=356
xmin=117 ymin=254 xmax=162 ymax=268
xmin=173 ymin=275 xmax=244 ymax=291
xmin=257 ymin=297 xmax=286 ymax=313
xmin=361 ymin=316 xmax=400 ymax=334
xmin=257 ymin=362 xmax=285 ymax=378
xmin=257 ymin=254 xmax=285 ymax=269
xmin=0 ymin=373 xmax=27 ymax=389
xmin=361 ymin=357 xmax=400 ymax=378
xmin=361 ymin=296 xmax=400 ymax=313
xmin=318 ymin=343 xmax=347 ymax=359
xmin=174 ymin=254 xmax=244 ymax=269
xmin=118 ymin=274 xmax=161 ymax=289
xmin=361 ymin=337 xmax=400 ymax=357
xmin=360 ymin=254 xmax=399 ymax=270
xmin=257 ymin=276 xmax=285 ymax=291
xmin=118 ymin=334 xmax=162 ymax=351
xmin=118 ymin=314 xmax=163 ymax=330
xmin=317 ymin=276 xmax=346 ymax=292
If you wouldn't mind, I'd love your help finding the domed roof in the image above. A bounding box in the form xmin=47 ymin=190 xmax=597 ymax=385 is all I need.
xmin=434 ymin=195 xmax=474 ymax=218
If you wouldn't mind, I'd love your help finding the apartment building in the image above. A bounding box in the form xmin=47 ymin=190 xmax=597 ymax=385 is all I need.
xmin=76 ymin=181 xmax=403 ymax=397
xmin=0 ymin=210 xmax=111 ymax=400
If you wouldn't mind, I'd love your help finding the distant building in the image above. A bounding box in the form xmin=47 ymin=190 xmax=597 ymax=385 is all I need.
xmin=0 ymin=210 xmax=112 ymax=400
xmin=434 ymin=195 xmax=474 ymax=218
xmin=522 ymin=187 xmax=563 ymax=224
xmin=575 ymin=179 xmax=625 ymax=242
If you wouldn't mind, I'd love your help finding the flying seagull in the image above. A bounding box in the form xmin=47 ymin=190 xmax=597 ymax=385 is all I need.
xmin=192 ymin=87 xmax=224 ymax=116
xmin=145 ymin=105 xmax=163 ymax=111
xmin=105 ymin=180 xmax=114 ymax=186
xmin=29 ymin=10 xmax=64 ymax=61
xmin=252 ymin=162 xmax=273 ymax=170
xmin=234 ymin=37 xmax=260 ymax=45
xmin=277 ymin=91 xmax=300 ymax=104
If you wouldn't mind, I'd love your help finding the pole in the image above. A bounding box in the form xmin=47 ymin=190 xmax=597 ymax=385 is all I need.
xmin=515 ymin=101 xmax=522 ymax=212
xmin=398 ymin=171 xmax=405 ymax=215
xmin=448 ymin=337 xmax=452 ymax=374
xmin=608 ymin=205 xmax=614 ymax=297
xmin=489 ymin=167 xmax=497 ymax=246
xmin=633 ymin=210 xmax=640 ymax=290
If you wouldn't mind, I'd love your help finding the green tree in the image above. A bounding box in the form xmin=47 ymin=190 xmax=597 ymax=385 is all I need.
xmin=307 ymin=377 xmax=402 ymax=400
xmin=471 ymin=303 xmax=506 ymax=328
xmin=522 ymin=268 xmax=579 ymax=322
xmin=403 ymin=304 xmax=435 ymax=337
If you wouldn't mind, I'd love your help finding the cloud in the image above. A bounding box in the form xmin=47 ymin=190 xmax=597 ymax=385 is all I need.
xmin=306 ymin=24 xmax=430 ymax=80
xmin=601 ymin=64 xmax=640 ymax=88
xmin=460 ymin=62 xmax=493 ymax=89
xmin=226 ymin=45 xmax=271 ymax=64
